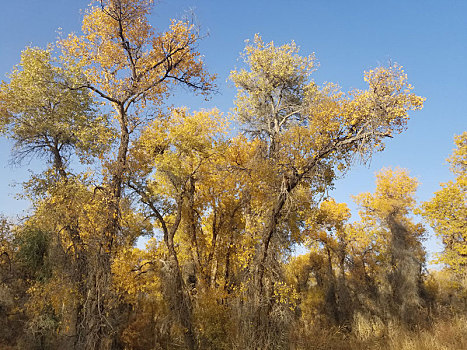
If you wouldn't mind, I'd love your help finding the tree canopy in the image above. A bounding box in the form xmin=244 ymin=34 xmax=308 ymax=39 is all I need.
xmin=1 ymin=1 xmax=465 ymax=350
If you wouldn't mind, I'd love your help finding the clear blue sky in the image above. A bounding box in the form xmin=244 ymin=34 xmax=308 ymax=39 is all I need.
xmin=1 ymin=0 xmax=466 ymax=260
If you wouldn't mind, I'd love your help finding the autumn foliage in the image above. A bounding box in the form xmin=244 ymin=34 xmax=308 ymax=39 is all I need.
xmin=0 ymin=1 xmax=465 ymax=350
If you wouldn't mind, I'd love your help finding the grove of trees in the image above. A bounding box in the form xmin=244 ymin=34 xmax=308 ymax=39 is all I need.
xmin=0 ymin=1 xmax=465 ymax=349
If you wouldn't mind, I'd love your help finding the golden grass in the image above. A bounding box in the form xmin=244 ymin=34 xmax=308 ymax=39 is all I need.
xmin=292 ymin=315 xmax=467 ymax=350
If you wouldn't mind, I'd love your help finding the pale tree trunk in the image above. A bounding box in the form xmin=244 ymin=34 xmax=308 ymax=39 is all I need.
xmin=130 ymin=183 xmax=198 ymax=350
xmin=163 ymin=196 xmax=198 ymax=350
xmin=78 ymin=104 xmax=130 ymax=350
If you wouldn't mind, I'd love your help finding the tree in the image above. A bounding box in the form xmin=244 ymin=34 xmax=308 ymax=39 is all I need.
xmin=229 ymin=35 xmax=424 ymax=345
xmin=59 ymin=0 xmax=215 ymax=251
xmin=128 ymin=108 xmax=228 ymax=349
xmin=0 ymin=46 xmax=114 ymax=349
xmin=420 ymin=132 xmax=467 ymax=274
xmin=0 ymin=46 xmax=108 ymax=179
xmin=0 ymin=1 xmax=215 ymax=348
xmin=57 ymin=1 xmax=215 ymax=348
xmin=304 ymin=199 xmax=353 ymax=326
xmin=353 ymin=168 xmax=426 ymax=324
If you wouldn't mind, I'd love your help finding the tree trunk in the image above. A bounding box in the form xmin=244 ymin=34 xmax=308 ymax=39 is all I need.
xmin=78 ymin=104 xmax=130 ymax=349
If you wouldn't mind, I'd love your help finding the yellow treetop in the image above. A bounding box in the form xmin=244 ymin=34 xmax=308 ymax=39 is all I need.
xmin=60 ymin=0 xmax=215 ymax=115
xmin=420 ymin=132 xmax=467 ymax=273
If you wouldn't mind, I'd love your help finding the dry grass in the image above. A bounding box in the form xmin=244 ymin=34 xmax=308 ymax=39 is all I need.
xmin=385 ymin=316 xmax=467 ymax=350
xmin=292 ymin=315 xmax=467 ymax=350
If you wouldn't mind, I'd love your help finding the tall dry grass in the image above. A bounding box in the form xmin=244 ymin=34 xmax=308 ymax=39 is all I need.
xmin=292 ymin=315 xmax=467 ymax=350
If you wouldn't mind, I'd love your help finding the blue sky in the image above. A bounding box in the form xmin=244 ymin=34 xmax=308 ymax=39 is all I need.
xmin=1 ymin=0 xmax=466 ymax=259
